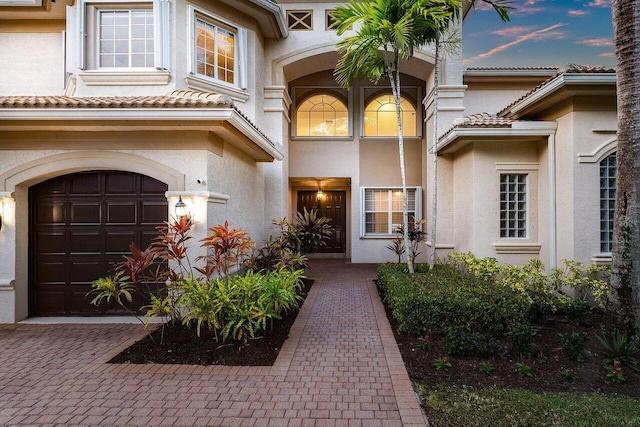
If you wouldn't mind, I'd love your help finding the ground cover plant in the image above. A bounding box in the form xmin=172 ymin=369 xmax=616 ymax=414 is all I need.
xmin=90 ymin=212 xmax=333 ymax=365
xmin=378 ymin=253 xmax=640 ymax=425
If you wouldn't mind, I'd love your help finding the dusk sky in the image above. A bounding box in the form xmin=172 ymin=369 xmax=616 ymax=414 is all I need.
xmin=462 ymin=0 xmax=615 ymax=68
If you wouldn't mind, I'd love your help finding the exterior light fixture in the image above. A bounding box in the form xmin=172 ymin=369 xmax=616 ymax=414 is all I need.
xmin=0 ymin=212 xmax=2 ymax=231
xmin=316 ymin=180 xmax=324 ymax=200
xmin=174 ymin=195 xmax=188 ymax=219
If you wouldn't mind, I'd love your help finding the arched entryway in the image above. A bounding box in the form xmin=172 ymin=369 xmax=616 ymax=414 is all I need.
xmin=29 ymin=170 xmax=168 ymax=316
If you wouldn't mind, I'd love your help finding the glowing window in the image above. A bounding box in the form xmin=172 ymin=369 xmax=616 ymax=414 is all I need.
xmin=296 ymin=94 xmax=349 ymax=137
xmin=363 ymin=94 xmax=417 ymax=137
xmin=195 ymin=17 xmax=236 ymax=85
xmin=600 ymin=152 xmax=616 ymax=252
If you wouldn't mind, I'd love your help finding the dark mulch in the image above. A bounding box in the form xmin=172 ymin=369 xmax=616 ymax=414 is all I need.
xmin=379 ymin=284 xmax=640 ymax=396
xmin=109 ymin=279 xmax=313 ymax=366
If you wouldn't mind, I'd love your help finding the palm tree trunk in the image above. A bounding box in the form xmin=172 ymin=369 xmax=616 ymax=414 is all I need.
xmin=429 ymin=36 xmax=440 ymax=269
xmin=611 ymin=0 xmax=640 ymax=333
xmin=388 ymin=66 xmax=414 ymax=274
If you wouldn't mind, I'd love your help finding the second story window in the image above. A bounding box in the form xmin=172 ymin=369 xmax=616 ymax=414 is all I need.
xmin=195 ymin=17 xmax=236 ymax=85
xmin=98 ymin=8 xmax=154 ymax=68
xmin=296 ymin=93 xmax=349 ymax=137
xmin=186 ymin=6 xmax=248 ymax=95
xmin=75 ymin=0 xmax=170 ymax=73
xmin=363 ymin=94 xmax=417 ymax=137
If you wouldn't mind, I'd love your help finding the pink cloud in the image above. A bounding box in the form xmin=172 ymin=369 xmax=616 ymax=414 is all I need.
xmin=568 ymin=9 xmax=589 ymax=16
xmin=492 ymin=26 xmax=536 ymax=37
xmin=600 ymin=52 xmax=615 ymax=58
xmin=589 ymin=0 xmax=612 ymax=6
xmin=578 ymin=38 xmax=614 ymax=47
xmin=468 ymin=23 xmax=568 ymax=61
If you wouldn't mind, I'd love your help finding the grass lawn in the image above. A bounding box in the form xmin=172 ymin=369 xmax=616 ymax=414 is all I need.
xmin=415 ymin=382 xmax=640 ymax=427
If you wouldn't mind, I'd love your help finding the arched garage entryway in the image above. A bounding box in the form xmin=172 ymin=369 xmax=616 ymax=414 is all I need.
xmin=29 ymin=170 xmax=168 ymax=316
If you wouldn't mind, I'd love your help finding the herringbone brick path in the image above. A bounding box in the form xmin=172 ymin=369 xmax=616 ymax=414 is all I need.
xmin=0 ymin=260 xmax=426 ymax=426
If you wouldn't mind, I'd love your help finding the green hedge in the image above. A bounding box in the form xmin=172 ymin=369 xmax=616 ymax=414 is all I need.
xmin=377 ymin=263 xmax=529 ymax=336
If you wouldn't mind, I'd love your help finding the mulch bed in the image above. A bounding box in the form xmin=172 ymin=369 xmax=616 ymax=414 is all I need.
xmin=109 ymin=279 xmax=313 ymax=366
xmin=380 ymin=284 xmax=640 ymax=396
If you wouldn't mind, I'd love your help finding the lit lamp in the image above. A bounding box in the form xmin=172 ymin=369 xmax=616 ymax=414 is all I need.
xmin=174 ymin=195 xmax=188 ymax=219
xmin=316 ymin=180 xmax=324 ymax=200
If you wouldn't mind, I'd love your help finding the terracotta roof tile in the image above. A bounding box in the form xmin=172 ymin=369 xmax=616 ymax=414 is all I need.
xmin=439 ymin=112 xmax=513 ymax=141
xmin=0 ymin=91 xmax=279 ymax=150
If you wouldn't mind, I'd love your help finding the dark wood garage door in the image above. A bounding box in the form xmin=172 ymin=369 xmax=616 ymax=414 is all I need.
xmin=29 ymin=171 xmax=168 ymax=316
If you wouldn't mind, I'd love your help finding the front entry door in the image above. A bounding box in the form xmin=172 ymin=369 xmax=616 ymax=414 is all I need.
xmin=297 ymin=191 xmax=346 ymax=253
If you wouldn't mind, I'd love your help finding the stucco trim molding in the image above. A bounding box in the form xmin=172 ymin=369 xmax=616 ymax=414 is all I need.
xmin=493 ymin=243 xmax=541 ymax=254
xmin=0 ymin=151 xmax=185 ymax=192
xmin=0 ymin=279 xmax=15 ymax=289
xmin=165 ymin=190 xmax=230 ymax=204
xmin=78 ymin=71 xmax=172 ymax=86
xmin=495 ymin=162 xmax=539 ymax=171
xmin=591 ymin=255 xmax=612 ymax=266
xmin=577 ymin=138 xmax=617 ymax=163
xmin=185 ymin=74 xmax=250 ymax=103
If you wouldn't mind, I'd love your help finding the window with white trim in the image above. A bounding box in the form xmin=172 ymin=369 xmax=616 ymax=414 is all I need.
xmin=600 ymin=152 xmax=616 ymax=253
xmin=362 ymin=187 xmax=421 ymax=236
xmin=73 ymin=0 xmax=170 ymax=72
xmin=500 ymin=174 xmax=527 ymax=238
xmin=187 ymin=6 xmax=248 ymax=93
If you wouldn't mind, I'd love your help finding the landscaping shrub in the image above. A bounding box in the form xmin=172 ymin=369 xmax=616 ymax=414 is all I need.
xmin=445 ymin=328 xmax=508 ymax=358
xmin=377 ymin=263 xmax=529 ymax=336
xmin=596 ymin=329 xmax=640 ymax=371
xmin=560 ymin=331 xmax=589 ymax=363
xmin=507 ymin=322 xmax=538 ymax=359
xmin=557 ymin=297 xmax=590 ymax=326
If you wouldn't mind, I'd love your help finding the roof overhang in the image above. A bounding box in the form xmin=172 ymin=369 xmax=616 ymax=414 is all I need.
xmin=219 ymin=0 xmax=288 ymax=40
xmin=436 ymin=121 xmax=558 ymax=154
xmin=500 ymin=73 xmax=617 ymax=119
xmin=0 ymin=107 xmax=284 ymax=162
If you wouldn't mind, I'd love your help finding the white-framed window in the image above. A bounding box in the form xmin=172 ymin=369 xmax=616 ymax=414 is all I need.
xmin=600 ymin=152 xmax=616 ymax=253
xmin=295 ymin=93 xmax=349 ymax=137
xmin=186 ymin=6 xmax=248 ymax=94
xmin=72 ymin=0 xmax=170 ymax=72
xmin=500 ymin=174 xmax=527 ymax=238
xmin=361 ymin=187 xmax=421 ymax=236
xmin=362 ymin=93 xmax=418 ymax=137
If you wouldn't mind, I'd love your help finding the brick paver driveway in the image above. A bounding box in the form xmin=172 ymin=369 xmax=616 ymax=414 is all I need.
xmin=0 ymin=260 xmax=426 ymax=426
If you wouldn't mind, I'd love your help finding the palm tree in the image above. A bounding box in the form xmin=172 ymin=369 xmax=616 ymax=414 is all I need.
xmin=611 ymin=0 xmax=640 ymax=333
xmin=333 ymin=0 xmax=510 ymax=273
xmin=333 ymin=0 xmax=461 ymax=273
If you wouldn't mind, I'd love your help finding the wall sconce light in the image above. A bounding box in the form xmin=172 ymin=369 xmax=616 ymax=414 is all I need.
xmin=174 ymin=195 xmax=189 ymax=220
xmin=316 ymin=180 xmax=324 ymax=200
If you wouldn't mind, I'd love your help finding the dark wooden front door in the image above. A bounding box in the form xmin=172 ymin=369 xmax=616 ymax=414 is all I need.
xmin=29 ymin=171 xmax=168 ymax=316
xmin=297 ymin=191 xmax=346 ymax=253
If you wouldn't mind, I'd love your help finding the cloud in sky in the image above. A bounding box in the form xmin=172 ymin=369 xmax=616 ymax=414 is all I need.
xmin=578 ymin=38 xmax=613 ymax=47
xmin=600 ymin=52 xmax=615 ymax=58
xmin=589 ymin=0 xmax=612 ymax=6
xmin=568 ymin=9 xmax=589 ymax=16
xmin=492 ymin=26 xmax=535 ymax=37
xmin=468 ymin=23 xmax=568 ymax=62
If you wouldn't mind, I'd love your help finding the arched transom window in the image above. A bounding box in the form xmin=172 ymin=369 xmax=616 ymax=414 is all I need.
xmin=363 ymin=94 xmax=417 ymax=137
xmin=296 ymin=94 xmax=349 ymax=137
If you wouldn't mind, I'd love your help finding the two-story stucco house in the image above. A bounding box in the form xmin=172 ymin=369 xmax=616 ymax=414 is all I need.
xmin=0 ymin=0 xmax=618 ymax=322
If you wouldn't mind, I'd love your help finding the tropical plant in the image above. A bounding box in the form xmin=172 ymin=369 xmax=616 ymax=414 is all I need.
xmin=198 ymin=220 xmax=254 ymax=278
xmin=388 ymin=218 xmax=427 ymax=263
xmin=333 ymin=0 xmax=462 ymax=273
xmin=560 ymin=332 xmax=589 ymax=363
xmin=595 ymin=329 xmax=640 ymax=371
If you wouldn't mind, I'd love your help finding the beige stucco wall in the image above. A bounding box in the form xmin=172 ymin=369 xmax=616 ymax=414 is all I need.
xmin=0 ymin=32 xmax=64 ymax=95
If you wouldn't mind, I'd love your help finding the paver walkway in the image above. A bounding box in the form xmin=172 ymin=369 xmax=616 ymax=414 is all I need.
xmin=0 ymin=260 xmax=426 ymax=426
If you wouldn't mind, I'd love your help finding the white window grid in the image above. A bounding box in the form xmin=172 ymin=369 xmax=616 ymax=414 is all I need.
xmin=600 ymin=152 xmax=616 ymax=253
xmin=361 ymin=187 xmax=420 ymax=236
xmin=195 ymin=17 xmax=236 ymax=84
xmin=296 ymin=93 xmax=349 ymax=137
xmin=500 ymin=174 xmax=527 ymax=238
xmin=98 ymin=8 xmax=154 ymax=68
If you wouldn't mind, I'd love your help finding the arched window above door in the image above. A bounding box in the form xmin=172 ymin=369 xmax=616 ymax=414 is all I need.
xmin=363 ymin=94 xmax=417 ymax=137
xmin=295 ymin=93 xmax=349 ymax=137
